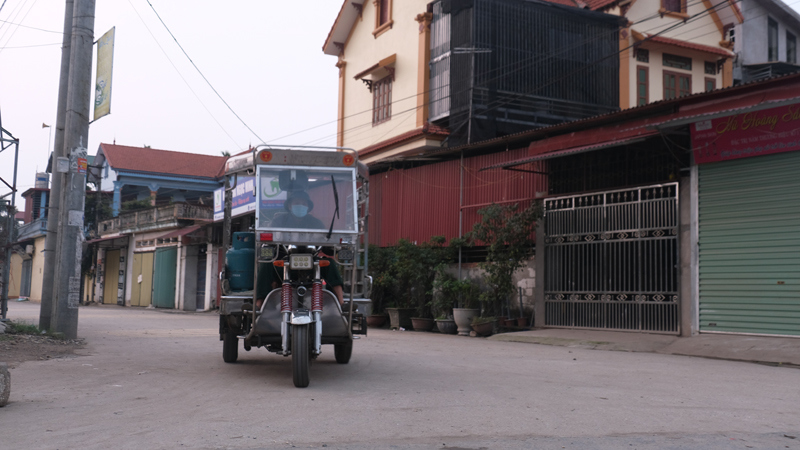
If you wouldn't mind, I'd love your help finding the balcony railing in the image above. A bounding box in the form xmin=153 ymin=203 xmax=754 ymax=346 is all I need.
xmin=98 ymin=202 xmax=212 ymax=236
xmin=15 ymin=218 xmax=47 ymax=242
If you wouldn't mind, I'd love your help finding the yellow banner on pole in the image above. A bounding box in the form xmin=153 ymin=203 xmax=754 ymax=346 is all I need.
xmin=94 ymin=27 xmax=115 ymax=121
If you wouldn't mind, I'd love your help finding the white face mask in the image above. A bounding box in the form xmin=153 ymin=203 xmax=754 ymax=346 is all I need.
xmin=291 ymin=204 xmax=308 ymax=218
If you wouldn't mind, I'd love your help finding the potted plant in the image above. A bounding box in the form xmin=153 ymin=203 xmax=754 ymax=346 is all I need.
xmin=366 ymin=244 xmax=392 ymax=329
xmin=399 ymin=237 xmax=448 ymax=332
xmin=452 ymin=279 xmax=481 ymax=336
xmin=471 ymin=315 xmax=496 ymax=336
xmin=431 ymin=265 xmax=463 ymax=334
xmin=467 ymin=202 xmax=542 ymax=333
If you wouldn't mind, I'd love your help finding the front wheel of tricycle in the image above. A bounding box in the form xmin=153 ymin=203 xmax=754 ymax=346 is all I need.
xmin=222 ymin=331 xmax=238 ymax=363
xmin=334 ymin=341 xmax=352 ymax=364
xmin=292 ymin=324 xmax=310 ymax=388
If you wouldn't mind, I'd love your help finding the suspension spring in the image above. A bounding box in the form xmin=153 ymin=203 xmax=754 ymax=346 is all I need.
xmin=311 ymin=281 xmax=323 ymax=312
xmin=281 ymin=282 xmax=292 ymax=313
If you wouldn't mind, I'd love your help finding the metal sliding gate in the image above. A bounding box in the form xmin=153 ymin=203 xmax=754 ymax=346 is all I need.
xmin=544 ymin=183 xmax=680 ymax=333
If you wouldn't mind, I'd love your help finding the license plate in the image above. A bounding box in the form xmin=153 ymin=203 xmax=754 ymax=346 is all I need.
xmin=290 ymin=254 xmax=313 ymax=270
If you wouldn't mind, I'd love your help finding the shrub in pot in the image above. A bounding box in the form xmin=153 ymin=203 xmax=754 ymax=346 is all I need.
xmin=467 ymin=202 xmax=542 ymax=329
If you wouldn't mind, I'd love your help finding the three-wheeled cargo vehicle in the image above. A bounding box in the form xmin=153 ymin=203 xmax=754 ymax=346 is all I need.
xmin=217 ymin=146 xmax=371 ymax=387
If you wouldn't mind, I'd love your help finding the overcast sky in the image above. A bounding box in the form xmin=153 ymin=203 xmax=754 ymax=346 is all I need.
xmin=0 ymin=0 xmax=344 ymax=207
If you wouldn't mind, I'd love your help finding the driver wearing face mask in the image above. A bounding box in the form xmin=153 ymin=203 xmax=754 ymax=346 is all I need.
xmin=271 ymin=190 xmax=325 ymax=229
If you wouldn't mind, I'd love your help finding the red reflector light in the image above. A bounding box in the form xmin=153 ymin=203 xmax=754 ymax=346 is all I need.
xmin=260 ymin=233 xmax=273 ymax=242
xmin=319 ymin=260 xmax=330 ymax=267
xmin=274 ymin=260 xmax=285 ymax=267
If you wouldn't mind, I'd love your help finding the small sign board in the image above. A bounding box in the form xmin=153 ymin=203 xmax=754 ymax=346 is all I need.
xmin=77 ymin=157 xmax=87 ymax=174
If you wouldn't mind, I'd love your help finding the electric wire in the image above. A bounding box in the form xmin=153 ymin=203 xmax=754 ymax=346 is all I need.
xmin=0 ymin=0 xmax=36 ymax=56
xmin=0 ymin=18 xmax=61 ymax=34
xmin=145 ymin=0 xmax=266 ymax=145
xmin=126 ymin=0 xmax=242 ymax=150
xmin=329 ymin=0 xmax=750 ymax=149
xmin=285 ymin=0 xmax=730 ymax=148
xmin=0 ymin=41 xmax=59 ymax=49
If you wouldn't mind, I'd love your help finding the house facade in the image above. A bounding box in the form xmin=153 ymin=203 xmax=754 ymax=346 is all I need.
xmin=323 ymin=0 xmax=449 ymax=163
xmin=734 ymin=0 xmax=800 ymax=82
xmin=485 ymin=73 xmax=800 ymax=337
xmin=90 ymin=144 xmax=225 ymax=311
xmin=8 ymin=179 xmax=53 ymax=302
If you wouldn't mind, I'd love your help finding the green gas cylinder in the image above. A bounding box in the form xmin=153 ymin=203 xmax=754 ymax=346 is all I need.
xmin=226 ymin=232 xmax=255 ymax=291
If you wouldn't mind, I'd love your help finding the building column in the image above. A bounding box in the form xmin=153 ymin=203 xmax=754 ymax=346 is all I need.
xmin=534 ymin=211 xmax=546 ymax=328
xmin=415 ymin=12 xmax=433 ymax=128
xmin=336 ymin=59 xmax=346 ymax=148
xmin=112 ymin=181 xmax=123 ymax=217
xmin=148 ymin=182 xmax=159 ymax=207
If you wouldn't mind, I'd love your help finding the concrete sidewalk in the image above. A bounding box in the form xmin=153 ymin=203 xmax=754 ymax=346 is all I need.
xmin=489 ymin=328 xmax=800 ymax=367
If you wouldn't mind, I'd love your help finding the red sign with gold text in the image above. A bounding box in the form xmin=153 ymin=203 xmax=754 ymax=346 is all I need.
xmin=692 ymin=103 xmax=800 ymax=164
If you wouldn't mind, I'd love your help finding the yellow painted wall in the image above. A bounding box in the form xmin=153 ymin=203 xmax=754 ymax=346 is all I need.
xmin=625 ymin=46 xmax=722 ymax=109
xmin=29 ymin=236 xmax=46 ymax=302
xmin=608 ymin=0 xmax=725 ymax=109
xmin=625 ymin=0 xmax=722 ymax=48
xmin=8 ymin=253 xmax=22 ymax=297
xmin=340 ymin=0 xmax=430 ymax=151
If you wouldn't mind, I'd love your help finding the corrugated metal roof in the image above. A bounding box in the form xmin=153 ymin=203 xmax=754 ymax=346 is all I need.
xmin=481 ymin=133 xmax=657 ymax=170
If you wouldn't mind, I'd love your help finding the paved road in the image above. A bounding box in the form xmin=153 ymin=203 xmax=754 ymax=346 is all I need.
xmin=2 ymin=302 xmax=799 ymax=450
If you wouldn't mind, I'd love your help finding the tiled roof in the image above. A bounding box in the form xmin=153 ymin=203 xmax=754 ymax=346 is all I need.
xmin=99 ymin=144 xmax=227 ymax=179
xmin=639 ymin=33 xmax=733 ymax=57
xmin=583 ymin=0 xmax=619 ymax=10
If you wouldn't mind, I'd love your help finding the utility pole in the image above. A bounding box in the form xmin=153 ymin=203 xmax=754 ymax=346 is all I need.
xmin=39 ymin=0 xmax=74 ymax=331
xmin=52 ymin=0 xmax=95 ymax=339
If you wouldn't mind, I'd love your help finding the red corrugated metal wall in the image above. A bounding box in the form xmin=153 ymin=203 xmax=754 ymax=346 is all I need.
xmin=369 ymin=148 xmax=547 ymax=247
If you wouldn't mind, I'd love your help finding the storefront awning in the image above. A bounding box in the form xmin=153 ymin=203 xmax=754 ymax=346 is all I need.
xmin=85 ymin=234 xmax=125 ymax=245
xmin=156 ymin=225 xmax=203 ymax=241
xmin=480 ymin=133 xmax=658 ymax=171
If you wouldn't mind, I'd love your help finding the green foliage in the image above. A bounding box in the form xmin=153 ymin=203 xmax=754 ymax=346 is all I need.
xmin=367 ymin=236 xmax=456 ymax=317
xmin=120 ymin=198 xmax=153 ymax=212
xmin=471 ymin=315 xmax=496 ymax=326
xmin=467 ymin=202 xmax=543 ymax=317
xmin=367 ymin=244 xmax=395 ymax=314
xmin=84 ymin=193 xmax=112 ymax=231
xmin=431 ymin=266 xmax=479 ymax=318
xmin=1 ymin=320 xmax=65 ymax=339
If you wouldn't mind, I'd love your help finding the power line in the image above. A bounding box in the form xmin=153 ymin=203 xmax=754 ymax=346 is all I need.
xmin=280 ymin=0 xmax=725 ymax=148
xmin=0 ymin=41 xmax=59 ymax=49
xmin=0 ymin=18 xmax=61 ymax=34
xmin=126 ymin=0 xmax=242 ymax=150
xmin=145 ymin=0 xmax=265 ymax=145
xmin=0 ymin=0 xmax=37 ymax=56
xmin=307 ymin=0 xmax=744 ymax=150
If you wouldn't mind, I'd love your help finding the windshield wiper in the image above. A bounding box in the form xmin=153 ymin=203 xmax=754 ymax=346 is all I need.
xmin=326 ymin=175 xmax=340 ymax=240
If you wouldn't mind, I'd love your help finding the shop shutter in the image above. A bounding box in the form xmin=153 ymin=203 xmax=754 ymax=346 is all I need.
xmin=698 ymin=151 xmax=800 ymax=336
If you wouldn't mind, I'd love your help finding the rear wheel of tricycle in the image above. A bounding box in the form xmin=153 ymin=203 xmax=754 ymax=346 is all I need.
xmin=292 ymin=324 xmax=310 ymax=388
xmin=222 ymin=331 xmax=238 ymax=363
xmin=334 ymin=341 xmax=352 ymax=364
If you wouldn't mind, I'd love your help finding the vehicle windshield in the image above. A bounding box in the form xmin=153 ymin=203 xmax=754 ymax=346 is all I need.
xmin=256 ymin=166 xmax=357 ymax=233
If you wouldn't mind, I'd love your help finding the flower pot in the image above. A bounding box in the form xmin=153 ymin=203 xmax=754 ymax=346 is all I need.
xmin=453 ymin=308 xmax=480 ymax=336
xmin=502 ymin=318 xmax=516 ymax=327
xmin=517 ymin=317 xmax=528 ymax=328
xmin=471 ymin=320 xmax=494 ymax=337
xmin=386 ymin=308 xmax=414 ymax=330
xmin=435 ymin=319 xmax=458 ymax=334
xmin=411 ymin=317 xmax=435 ymax=332
xmin=366 ymin=314 xmax=387 ymax=328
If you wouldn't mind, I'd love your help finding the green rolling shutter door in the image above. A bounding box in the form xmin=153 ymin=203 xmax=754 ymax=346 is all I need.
xmin=698 ymin=151 xmax=800 ymax=336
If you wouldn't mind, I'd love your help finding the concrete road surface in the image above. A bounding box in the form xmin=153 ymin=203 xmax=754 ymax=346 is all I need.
xmin=2 ymin=302 xmax=799 ymax=450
